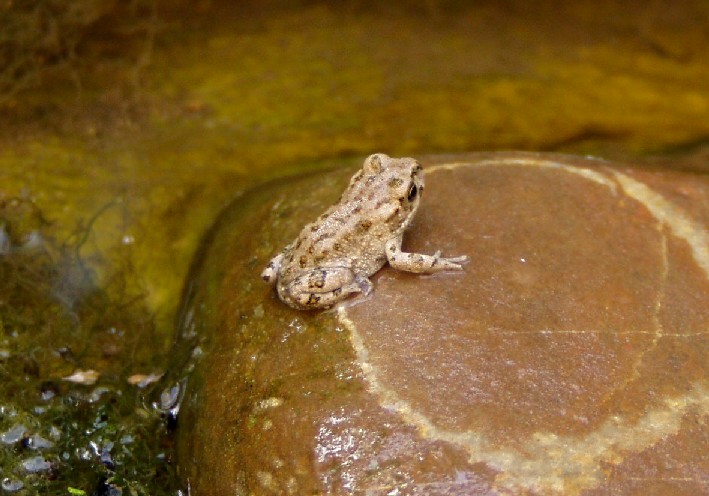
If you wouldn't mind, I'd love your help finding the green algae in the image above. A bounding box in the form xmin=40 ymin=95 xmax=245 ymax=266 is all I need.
xmin=0 ymin=198 xmax=175 ymax=495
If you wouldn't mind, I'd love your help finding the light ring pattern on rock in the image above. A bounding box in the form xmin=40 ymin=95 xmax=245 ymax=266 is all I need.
xmin=339 ymin=158 xmax=709 ymax=495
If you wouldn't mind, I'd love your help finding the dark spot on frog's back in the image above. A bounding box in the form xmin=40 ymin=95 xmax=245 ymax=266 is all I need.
xmin=314 ymin=231 xmax=334 ymax=244
xmin=388 ymin=177 xmax=404 ymax=188
xmin=299 ymin=255 xmax=307 ymax=268
xmin=357 ymin=219 xmax=372 ymax=232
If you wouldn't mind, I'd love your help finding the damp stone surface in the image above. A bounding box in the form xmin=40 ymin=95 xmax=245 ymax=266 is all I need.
xmin=174 ymin=152 xmax=709 ymax=495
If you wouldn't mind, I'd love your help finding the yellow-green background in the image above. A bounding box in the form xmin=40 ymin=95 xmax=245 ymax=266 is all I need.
xmin=2 ymin=0 xmax=708 ymax=338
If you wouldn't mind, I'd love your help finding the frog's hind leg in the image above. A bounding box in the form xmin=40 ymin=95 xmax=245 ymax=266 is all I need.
xmin=279 ymin=267 xmax=372 ymax=310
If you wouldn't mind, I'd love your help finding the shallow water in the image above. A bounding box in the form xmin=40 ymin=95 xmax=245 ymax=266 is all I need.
xmin=0 ymin=1 xmax=707 ymax=493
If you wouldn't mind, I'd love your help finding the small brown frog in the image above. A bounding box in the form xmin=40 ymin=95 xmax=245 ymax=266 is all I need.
xmin=262 ymin=153 xmax=468 ymax=309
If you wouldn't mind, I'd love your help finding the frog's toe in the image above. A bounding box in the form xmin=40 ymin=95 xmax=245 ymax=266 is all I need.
xmin=448 ymin=255 xmax=469 ymax=264
xmin=438 ymin=255 xmax=469 ymax=270
xmin=354 ymin=274 xmax=374 ymax=296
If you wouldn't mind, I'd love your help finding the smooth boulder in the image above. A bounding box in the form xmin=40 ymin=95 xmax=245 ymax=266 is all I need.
xmin=174 ymin=152 xmax=709 ymax=495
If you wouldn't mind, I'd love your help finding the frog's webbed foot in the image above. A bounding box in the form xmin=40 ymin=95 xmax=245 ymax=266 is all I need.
xmin=385 ymin=239 xmax=469 ymax=273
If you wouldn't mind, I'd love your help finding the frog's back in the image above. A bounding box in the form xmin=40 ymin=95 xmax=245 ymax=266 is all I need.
xmin=276 ymin=153 xmax=424 ymax=284
xmin=279 ymin=200 xmax=392 ymax=282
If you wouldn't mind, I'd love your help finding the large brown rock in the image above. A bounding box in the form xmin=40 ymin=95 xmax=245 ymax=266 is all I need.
xmin=174 ymin=153 xmax=709 ymax=495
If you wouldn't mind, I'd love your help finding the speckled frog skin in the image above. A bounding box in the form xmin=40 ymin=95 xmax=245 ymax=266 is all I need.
xmin=262 ymin=153 xmax=468 ymax=310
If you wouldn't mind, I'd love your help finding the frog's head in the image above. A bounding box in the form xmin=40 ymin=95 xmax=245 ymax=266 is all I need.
xmin=362 ymin=153 xmax=424 ymax=228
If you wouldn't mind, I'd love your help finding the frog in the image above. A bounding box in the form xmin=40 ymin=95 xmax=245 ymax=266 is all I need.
xmin=261 ymin=153 xmax=468 ymax=310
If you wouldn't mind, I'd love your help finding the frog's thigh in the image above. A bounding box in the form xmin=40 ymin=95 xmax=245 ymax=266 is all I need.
xmin=282 ymin=267 xmax=369 ymax=308
xmin=287 ymin=266 xmax=355 ymax=293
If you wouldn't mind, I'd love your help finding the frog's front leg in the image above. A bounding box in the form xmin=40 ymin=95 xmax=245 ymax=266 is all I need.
xmin=385 ymin=237 xmax=468 ymax=273
xmin=278 ymin=266 xmax=372 ymax=310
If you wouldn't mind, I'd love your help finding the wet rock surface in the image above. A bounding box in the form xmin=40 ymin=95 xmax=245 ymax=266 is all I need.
xmin=175 ymin=153 xmax=708 ymax=495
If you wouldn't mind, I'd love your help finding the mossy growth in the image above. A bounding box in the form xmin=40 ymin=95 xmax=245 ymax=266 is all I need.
xmin=0 ymin=197 xmax=177 ymax=495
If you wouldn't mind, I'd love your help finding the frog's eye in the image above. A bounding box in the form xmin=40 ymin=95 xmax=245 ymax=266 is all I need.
xmin=407 ymin=183 xmax=419 ymax=202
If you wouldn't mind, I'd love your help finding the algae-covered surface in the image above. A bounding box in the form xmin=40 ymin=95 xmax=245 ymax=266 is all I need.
xmin=1 ymin=0 xmax=708 ymax=493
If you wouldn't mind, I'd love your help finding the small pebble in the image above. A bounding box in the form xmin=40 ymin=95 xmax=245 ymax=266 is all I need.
xmin=62 ymin=369 xmax=100 ymax=385
xmin=28 ymin=434 xmax=54 ymax=450
xmin=49 ymin=426 xmax=62 ymax=440
xmin=40 ymin=386 xmax=56 ymax=401
xmin=22 ymin=455 xmax=51 ymax=473
xmin=0 ymin=424 xmax=26 ymax=445
xmin=1 ymin=478 xmax=24 ymax=492
xmin=127 ymin=372 xmax=163 ymax=388
xmin=159 ymin=384 xmax=181 ymax=411
xmin=86 ymin=386 xmax=111 ymax=403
